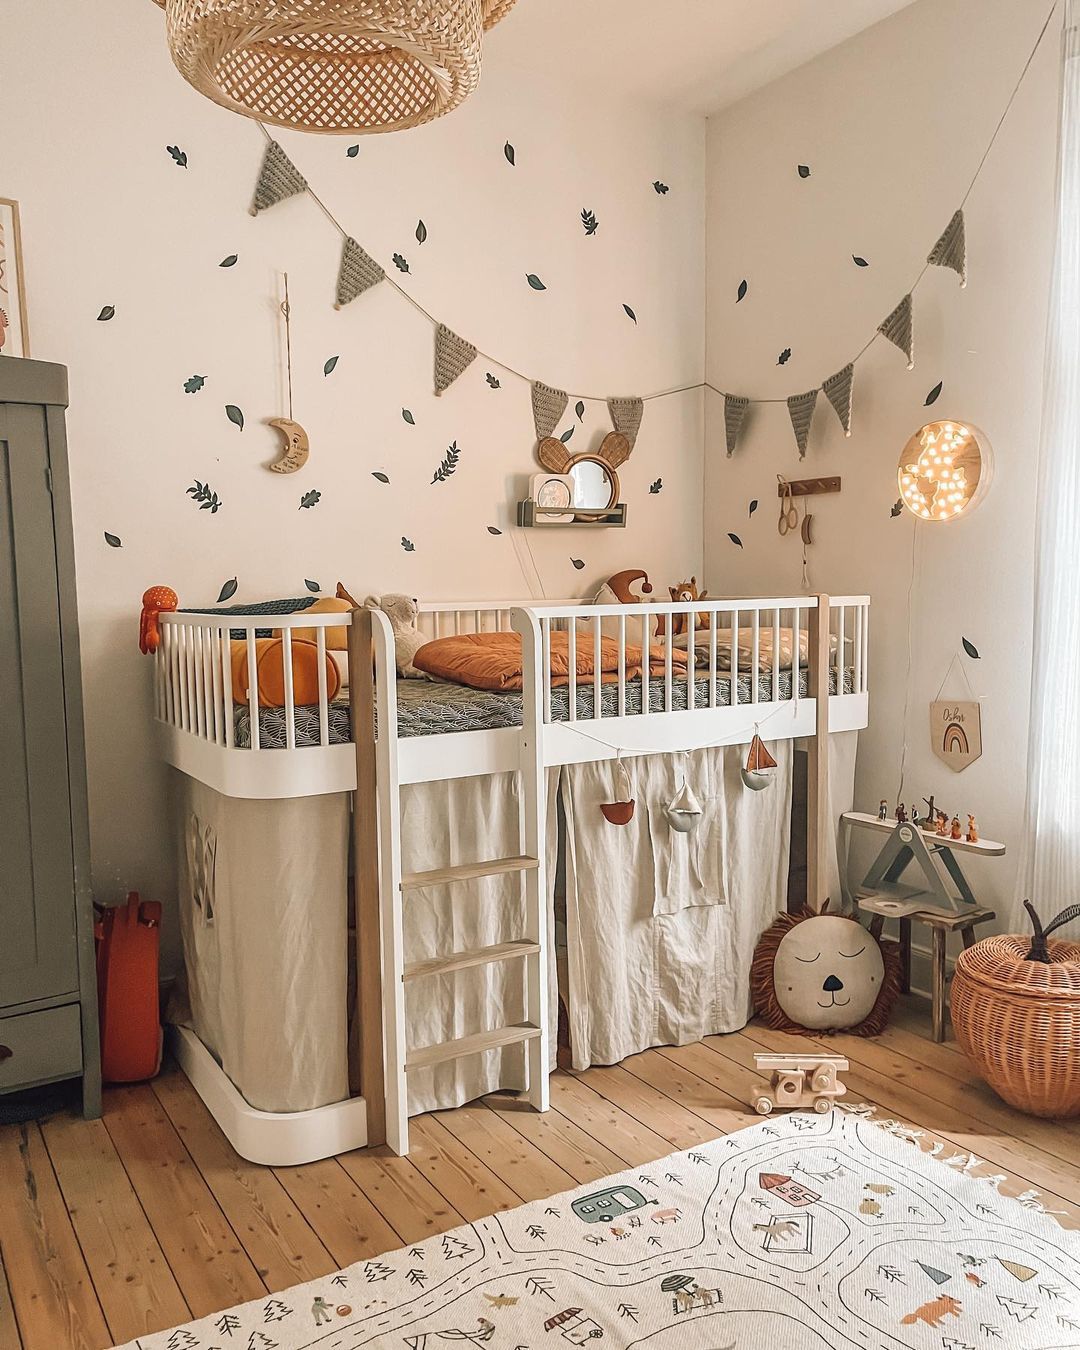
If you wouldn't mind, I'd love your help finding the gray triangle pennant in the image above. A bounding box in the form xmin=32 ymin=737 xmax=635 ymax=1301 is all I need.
xmin=822 ymin=364 xmax=854 ymax=438
xmin=927 ymin=208 xmax=967 ymax=288
xmin=787 ymin=389 xmax=819 ymax=459
xmin=334 ymin=237 xmax=385 ymax=309
xmin=878 ymin=294 xmax=914 ymax=369
xmin=434 ymin=324 xmax=477 ymax=396
xmin=724 ymin=394 xmax=749 ymax=458
xmin=607 ymin=396 xmax=644 ymax=451
xmin=531 ymin=381 xmax=569 ymax=439
xmin=250 ymin=140 xmax=308 ymax=216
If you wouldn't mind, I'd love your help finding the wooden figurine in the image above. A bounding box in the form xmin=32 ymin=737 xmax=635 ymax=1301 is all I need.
xmin=950 ymin=814 xmax=963 ymax=841
xmin=935 ymin=811 xmax=950 ymax=837
xmin=878 ymin=799 xmax=889 ymax=821
xmin=966 ymin=813 xmax=979 ymax=844
xmin=895 ymin=803 xmax=907 ymax=824
xmin=910 ymin=806 xmax=921 ymax=828
xmin=752 ymin=1053 xmax=849 ymax=1116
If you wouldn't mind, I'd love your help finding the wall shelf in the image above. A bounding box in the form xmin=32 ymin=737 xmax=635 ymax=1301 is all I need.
xmin=516 ymin=501 xmax=627 ymax=528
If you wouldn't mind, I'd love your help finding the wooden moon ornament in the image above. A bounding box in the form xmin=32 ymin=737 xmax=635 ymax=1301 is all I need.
xmin=267 ymin=417 xmax=310 ymax=474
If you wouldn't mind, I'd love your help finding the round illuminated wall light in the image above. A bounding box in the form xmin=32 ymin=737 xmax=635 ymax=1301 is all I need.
xmin=896 ymin=421 xmax=993 ymax=523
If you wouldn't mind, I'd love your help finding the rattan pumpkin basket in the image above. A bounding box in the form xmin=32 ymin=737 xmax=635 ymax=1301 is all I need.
xmin=950 ymin=901 xmax=1080 ymax=1117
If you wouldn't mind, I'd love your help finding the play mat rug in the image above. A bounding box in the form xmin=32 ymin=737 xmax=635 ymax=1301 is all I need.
xmin=115 ymin=1111 xmax=1080 ymax=1350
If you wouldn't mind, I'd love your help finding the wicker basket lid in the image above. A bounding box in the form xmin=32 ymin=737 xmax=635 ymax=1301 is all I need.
xmin=956 ymin=933 xmax=1080 ymax=1000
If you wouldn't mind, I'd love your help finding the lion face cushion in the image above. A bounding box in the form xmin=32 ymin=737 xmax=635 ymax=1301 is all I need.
xmin=751 ymin=910 xmax=901 ymax=1035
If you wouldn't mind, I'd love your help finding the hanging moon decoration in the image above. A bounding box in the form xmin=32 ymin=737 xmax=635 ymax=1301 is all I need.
xmin=150 ymin=0 xmax=516 ymax=136
xmin=267 ymin=418 xmax=310 ymax=474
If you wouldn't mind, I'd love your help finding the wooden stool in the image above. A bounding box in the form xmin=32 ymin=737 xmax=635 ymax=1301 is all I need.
xmin=859 ymin=895 xmax=996 ymax=1042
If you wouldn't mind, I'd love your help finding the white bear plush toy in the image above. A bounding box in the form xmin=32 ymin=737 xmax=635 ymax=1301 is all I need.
xmin=364 ymin=592 xmax=428 ymax=678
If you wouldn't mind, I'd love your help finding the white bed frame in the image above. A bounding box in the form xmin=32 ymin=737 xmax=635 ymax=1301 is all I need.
xmin=156 ymin=593 xmax=870 ymax=1160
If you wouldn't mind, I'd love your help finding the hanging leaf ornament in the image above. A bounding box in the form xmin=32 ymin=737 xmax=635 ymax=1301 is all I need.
xmin=225 ymin=404 xmax=245 ymax=430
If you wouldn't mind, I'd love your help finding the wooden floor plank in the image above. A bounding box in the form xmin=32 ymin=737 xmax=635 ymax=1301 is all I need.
xmin=434 ymin=1101 xmax=578 ymax=1202
xmin=549 ymin=1070 xmax=674 ymax=1165
xmin=0 ymin=1123 xmax=110 ymax=1350
xmin=482 ymin=1093 xmax=630 ymax=1184
xmin=272 ymin=1160 xmax=401 ymax=1269
xmin=152 ymin=1065 xmax=338 ymax=1291
xmin=0 ymin=1238 xmax=25 ymax=1350
xmin=41 ymin=1111 xmax=189 ymax=1345
xmin=102 ymin=1085 xmax=266 ymax=1319
xmin=569 ymin=1061 xmax=721 ymax=1151
xmin=337 ymin=1148 xmax=465 ymax=1246
xmin=406 ymin=1114 xmax=522 ymax=1220
xmin=619 ymin=1046 xmax=759 ymax=1137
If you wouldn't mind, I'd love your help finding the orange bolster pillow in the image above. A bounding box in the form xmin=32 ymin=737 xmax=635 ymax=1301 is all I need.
xmin=230 ymin=637 xmax=341 ymax=708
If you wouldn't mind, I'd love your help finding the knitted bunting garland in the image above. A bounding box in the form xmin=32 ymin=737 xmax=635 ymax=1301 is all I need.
xmin=822 ymin=364 xmax=854 ymax=438
xmin=878 ymin=294 xmax=914 ymax=369
xmin=928 ymin=208 xmax=967 ymax=288
xmin=531 ymin=381 xmax=569 ymax=439
xmin=334 ymin=237 xmax=385 ymax=309
xmin=433 ymin=324 xmax=477 ymax=396
xmin=607 ymin=396 xmax=644 ymax=451
xmin=787 ymin=389 xmax=818 ymax=459
xmin=724 ymin=395 xmax=749 ymax=458
xmin=250 ymin=140 xmax=307 ymax=215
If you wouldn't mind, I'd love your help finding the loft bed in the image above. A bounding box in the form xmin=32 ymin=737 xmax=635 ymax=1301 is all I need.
xmin=154 ymin=592 xmax=870 ymax=1160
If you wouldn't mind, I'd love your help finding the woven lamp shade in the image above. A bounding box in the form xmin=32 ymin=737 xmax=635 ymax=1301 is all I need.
xmin=151 ymin=0 xmax=515 ymax=135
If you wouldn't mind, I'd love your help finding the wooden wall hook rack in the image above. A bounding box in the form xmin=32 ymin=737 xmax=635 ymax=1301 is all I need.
xmin=777 ymin=476 xmax=841 ymax=498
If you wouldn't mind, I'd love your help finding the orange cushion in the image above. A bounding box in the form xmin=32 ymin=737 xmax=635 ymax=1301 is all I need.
xmin=230 ymin=638 xmax=341 ymax=708
xmin=412 ymin=630 xmax=688 ymax=691
xmin=277 ymin=596 xmax=353 ymax=650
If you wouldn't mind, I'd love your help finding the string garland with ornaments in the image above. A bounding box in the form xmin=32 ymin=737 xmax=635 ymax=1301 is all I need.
xmin=231 ymin=7 xmax=1050 ymax=463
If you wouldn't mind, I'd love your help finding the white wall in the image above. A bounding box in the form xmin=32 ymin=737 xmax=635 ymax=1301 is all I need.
xmin=0 ymin=1 xmax=706 ymax=969
xmin=703 ymin=0 xmax=1060 ymax=934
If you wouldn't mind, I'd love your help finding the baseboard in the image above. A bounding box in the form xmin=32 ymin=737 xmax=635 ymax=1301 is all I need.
xmin=169 ymin=1026 xmax=369 ymax=1165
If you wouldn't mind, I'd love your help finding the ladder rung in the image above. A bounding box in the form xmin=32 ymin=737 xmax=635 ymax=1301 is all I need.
xmin=403 ymin=940 xmax=540 ymax=982
xmin=405 ymin=1023 xmax=541 ymax=1072
xmin=400 ymin=855 xmax=539 ymax=891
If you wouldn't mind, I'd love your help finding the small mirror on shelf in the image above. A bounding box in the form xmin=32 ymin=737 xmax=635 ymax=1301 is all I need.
xmin=570 ymin=456 xmax=618 ymax=518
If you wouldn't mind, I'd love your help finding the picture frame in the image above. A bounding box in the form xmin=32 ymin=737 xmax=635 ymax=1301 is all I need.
xmin=0 ymin=197 xmax=30 ymax=358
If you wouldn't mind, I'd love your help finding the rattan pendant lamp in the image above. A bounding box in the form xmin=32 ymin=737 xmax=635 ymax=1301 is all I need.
xmin=150 ymin=0 xmax=516 ymax=135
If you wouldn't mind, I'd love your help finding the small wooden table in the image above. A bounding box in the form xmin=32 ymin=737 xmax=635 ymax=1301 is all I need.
xmin=841 ymin=812 xmax=1005 ymax=1042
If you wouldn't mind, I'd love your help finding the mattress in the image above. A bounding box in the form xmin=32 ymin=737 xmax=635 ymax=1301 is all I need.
xmin=234 ymin=665 xmax=855 ymax=749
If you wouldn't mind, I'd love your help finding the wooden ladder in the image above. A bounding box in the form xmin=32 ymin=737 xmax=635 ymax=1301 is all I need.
xmin=350 ymin=609 xmax=550 ymax=1156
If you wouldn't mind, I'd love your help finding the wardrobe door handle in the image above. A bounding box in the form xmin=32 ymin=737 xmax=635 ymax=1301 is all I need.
xmin=0 ymin=1045 xmax=12 ymax=1063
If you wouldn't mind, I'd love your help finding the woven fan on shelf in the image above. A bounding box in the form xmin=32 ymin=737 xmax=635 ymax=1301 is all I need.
xmin=149 ymin=0 xmax=517 ymax=135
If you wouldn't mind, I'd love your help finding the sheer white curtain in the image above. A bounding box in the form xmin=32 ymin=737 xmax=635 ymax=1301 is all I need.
xmin=1018 ymin=3 xmax=1080 ymax=931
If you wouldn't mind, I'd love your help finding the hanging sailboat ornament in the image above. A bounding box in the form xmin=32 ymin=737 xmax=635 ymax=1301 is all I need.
xmin=599 ymin=756 xmax=636 ymax=826
xmin=666 ymin=769 xmax=704 ymax=833
xmin=742 ymin=732 xmax=778 ymax=791
xmin=267 ymin=273 xmax=310 ymax=474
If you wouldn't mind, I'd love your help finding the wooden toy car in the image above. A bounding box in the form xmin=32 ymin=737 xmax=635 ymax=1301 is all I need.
xmin=752 ymin=1053 xmax=849 ymax=1115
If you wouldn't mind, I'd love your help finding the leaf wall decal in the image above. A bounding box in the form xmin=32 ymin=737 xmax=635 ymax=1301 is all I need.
xmin=299 ymin=489 xmax=322 ymax=509
xmin=581 ymin=208 xmax=598 ymax=236
xmin=402 ymin=408 xmax=415 ymax=424
xmin=778 ymin=348 xmax=792 ymax=365
xmin=323 ymin=355 xmax=339 ymax=376
xmin=431 ymin=440 xmax=461 ymax=483
xmin=559 ymin=426 xmax=574 ymax=443
xmin=166 ymin=145 xmax=188 ymax=167
xmin=649 ymin=478 xmax=663 ymax=494
xmin=653 ymin=180 xmax=669 ymax=194
xmin=219 ymin=254 xmax=238 ymax=267
xmin=372 ymin=472 xmax=390 ymax=483
xmin=97 ymin=305 xmax=115 ymax=321
xmin=504 ymin=141 xmax=516 ymax=165
xmin=737 ymin=279 xmax=748 ymax=302
xmin=749 ymin=499 xmax=758 ymax=516
xmin=728 ymin=532 xmax=743 ymax=548
xmin=346 ymin=144 xmax=359 ymax=157
xmin=575 ymin=400 xmax=585 ymax=420
xmin=183 ymin=375 xmax=205 ymax=393
xmin=623 ymin=303 xmax=638 ymax=323
xmin=401 ymin=536 xmax=415 ymax=551
xmin=225 ymin=404 xmax=244 ymax=430
xmin=217 ymin=578 xmax=238 ymax=603
xmin=570 ymin=558 xmax=585 ymax=570
xmin=305 ymin=579 xmax=321 ymax=592
xmin=798 ymin=164 xmax=811 ymax=178
xmin=415 ymin=219 xmax=427 ymax=244
xmin=486 ymin=373 xmax=501 ymax=389
xmin=962 ymin=637 xmax=981 ymax=659
xmin=890 ymin=498 xmax=904 ymax=517
xmin=487 ymin=525 xmax=502 ymax=535
xmin=104 ymin=531 xmax=122 ymax=548
xmin=925 ymin=381 xmax=943 ymax=406
xmin=526 ymin=273 xmax=546 ymax=291
xmin=392 ymin=253 xmax=410 ymax=273
xmin=853 ymin=255 xmax=869 ymax=267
